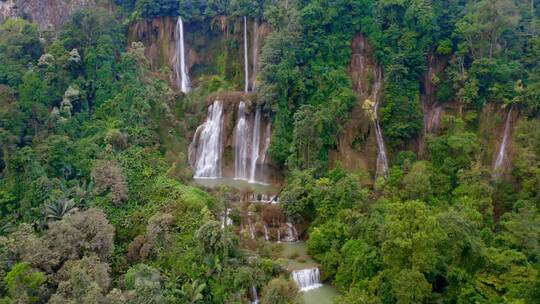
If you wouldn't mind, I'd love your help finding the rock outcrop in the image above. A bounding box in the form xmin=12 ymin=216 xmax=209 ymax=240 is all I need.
xmin=0 ymin=0 xmax=106 ymax=30
xmin=330 ymin=34 xmax=383 ymax=176
xmin=417 ymin=51 xmax=449 ymax=156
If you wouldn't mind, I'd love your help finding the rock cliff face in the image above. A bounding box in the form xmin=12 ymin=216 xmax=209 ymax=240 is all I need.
xmin=129 ymin=16 xmax=270 ymax=91
xmin=417 ymin=52 xmax=449 ymax=156
xmin=330 ymin=34 xmax=381 ymax=175
xmin=0 ymin=0 xmax=106 ymax=30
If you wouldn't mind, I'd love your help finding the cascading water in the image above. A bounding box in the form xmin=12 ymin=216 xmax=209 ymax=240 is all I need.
xmin=261 ymin=123 xmax=271 ymax=165
xmin=221 ymin=208 xmax=233 ymax=229
xmin=174 ymin=17 xmax=190 ymax=93
xmin=373 ymin=67 xmax=389 ymax=179
xmin=429 ymin=106 xmax=443 ymax=133
xmin=248 ymin=214 xmax=256 ymax=239
xmin=191 ymin=101 xmax=224 ymax=178
xmin=249 ymin=193 xmax=273 ymax=203
xmin=234 ymin=103 xmax=268 ymax=183
xmin=243 ymin=16 xmax=249 ymax=93
xmin=263 ymin=224 xmax=269 ymax=241
xmin=249 ymin=107 xmax=262 ymax=182
xmin=291 ymin=268 xmax=323 ymax=291
xmin=282 ymin=222 xmax=298 ymax=243
xmin=493 ymin=106 xmax=514 ymax=177
xmin=250 ymin=285 xmax=259 ymax=304
xmin=234 ymin=101 xmax=249 ymax=179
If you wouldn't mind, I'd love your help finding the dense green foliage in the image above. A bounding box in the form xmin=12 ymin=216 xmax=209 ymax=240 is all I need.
xmin=0 ymin=8 xmax=285 ymax=304
xmin=1 ymin=0 xmax=540 ymax=303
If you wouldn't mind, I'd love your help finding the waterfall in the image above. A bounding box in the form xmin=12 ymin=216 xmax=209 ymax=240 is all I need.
xmin=234 ymin=103 xmax=267 ymax=183
xmin=234 ymin=101 xmax=249 ymax=179
xmin=191 ymin=101 xmax=224 ymax=178
xmin=249 ymin=194 xmax=272 ymax=203
xmin=373 ymin=67 xmax=388 ymax=179
xmin=430 ymin=106 xmax=443 ymax=133
xmin=282 ymin=222 xmax=298 ymax=243
xmin=277 ymin=229 xmax=281 ymax=243
xmin=174 ymin=17 xmax=190 ymax=93
xmin=249 ymin=106 xmax=262 ymax=182
xmin=263 ymin=224 xmax=269 ymax=241
xmin=243 ymin=16 xmax=249 ymax=93
xmin=261 ymin=123 xmax=272 ymax=165
xmin=250 ymin=286 xmax=259 ymax=304
xmin=221 ymin=208 xmax=233 ymax=229
xmin=291 ymin=268 xmax=323 ymax=291
xmin=493 ymin=106 xmax=514 ymax=177
xmin=251 ymin=19 xmax=259 ymax=91
xmin=248 ymin=219 xmax=255 ymax=239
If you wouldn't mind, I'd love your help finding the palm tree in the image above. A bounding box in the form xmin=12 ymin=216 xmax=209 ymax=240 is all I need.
xmin=45 ymin=197 xmax=76 ymax=222
xmin=174 ymin=279 xmax=206 ymax=304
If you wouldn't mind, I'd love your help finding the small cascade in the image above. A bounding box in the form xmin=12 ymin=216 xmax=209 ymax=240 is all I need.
xmin=263 ymin=224 xmax=269 ymax=241
xmin=250 ymin=285 xmax=259 ymax=304
xmin=493 ymin=106 xmax=514 ymax=177
xmin=282 ymin=222 xmax=299 ymax=243
xmin=260 ymin=123 xmax=272 ymax=165
xmin=430 ymin=106 xmax=443 ymax=133
xmin=373 ymin=67 xmax=389 ymax=178
xmin=277 ymin=229 xmax=281 ymax=243
xmin=248 ymin=220 xmax=255 ymax=239
xmin=291 ymin=268 xmax=323 ymax=292
xmin=234 ymin=101 xmax=249 ymax=179
xmin=190 ymin=101 xmax=224 ymax=178
xmin=249 ymin=107 xmax=262 ymax=182
xmin=221 ymin=208 xmax=233 ymax=229
xmin=174 ymin=17 xmax=190 ymax=93
xmin=243 ymin=16 xmax=249 ymax=92
xmin=249 ymin=193 xmax=276 ymax=203
xmin=251 ymin=19 xmax=259 ymax=91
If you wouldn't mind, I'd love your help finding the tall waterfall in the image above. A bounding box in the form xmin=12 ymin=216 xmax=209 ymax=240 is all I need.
xmin=493 ymin=106 xmax=514 ymax=177
xmin=291 ymin=268 xmax=323 ymax=291
xmin=249 ymin=107 xmax=262 ymax=182
xmin=174 ymin=17 xmax=190 ymax=93
xmin=235 ymin=101 xmax=249 ymax=179
xmin=233 ymin=103 xmax=268 ymax=183
xmin=373 ymin=67 xmax=388 ymax=178
xmin=243 ymin=16 xmax=249 ymax=93
xmin=191 ymin=101 xmax=224 ymax=178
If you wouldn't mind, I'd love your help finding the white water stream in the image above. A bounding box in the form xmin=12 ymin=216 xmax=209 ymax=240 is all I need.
xmin=190 ymin=101 xmax=224 ymax=178
xmin=372 ymin=66 xmax=388 ymax=178
xmin=174 ymin=17 xmax=190 ymax=93
xmin=292 ymin=268 xmax=323 ymax=292
xmin=493 ymin=106 xmax=514 ymax=177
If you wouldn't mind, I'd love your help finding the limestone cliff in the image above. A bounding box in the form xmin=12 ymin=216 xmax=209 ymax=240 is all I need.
xmin=129 ymin=16 xmax=270 ymax=91
xmin=417 ymin=52 xmax=450 ymax=156
xmin=330 ymin=34 xmax=380 ymax=176
xmin=0 ymin=0 xmax=108 ymax=30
